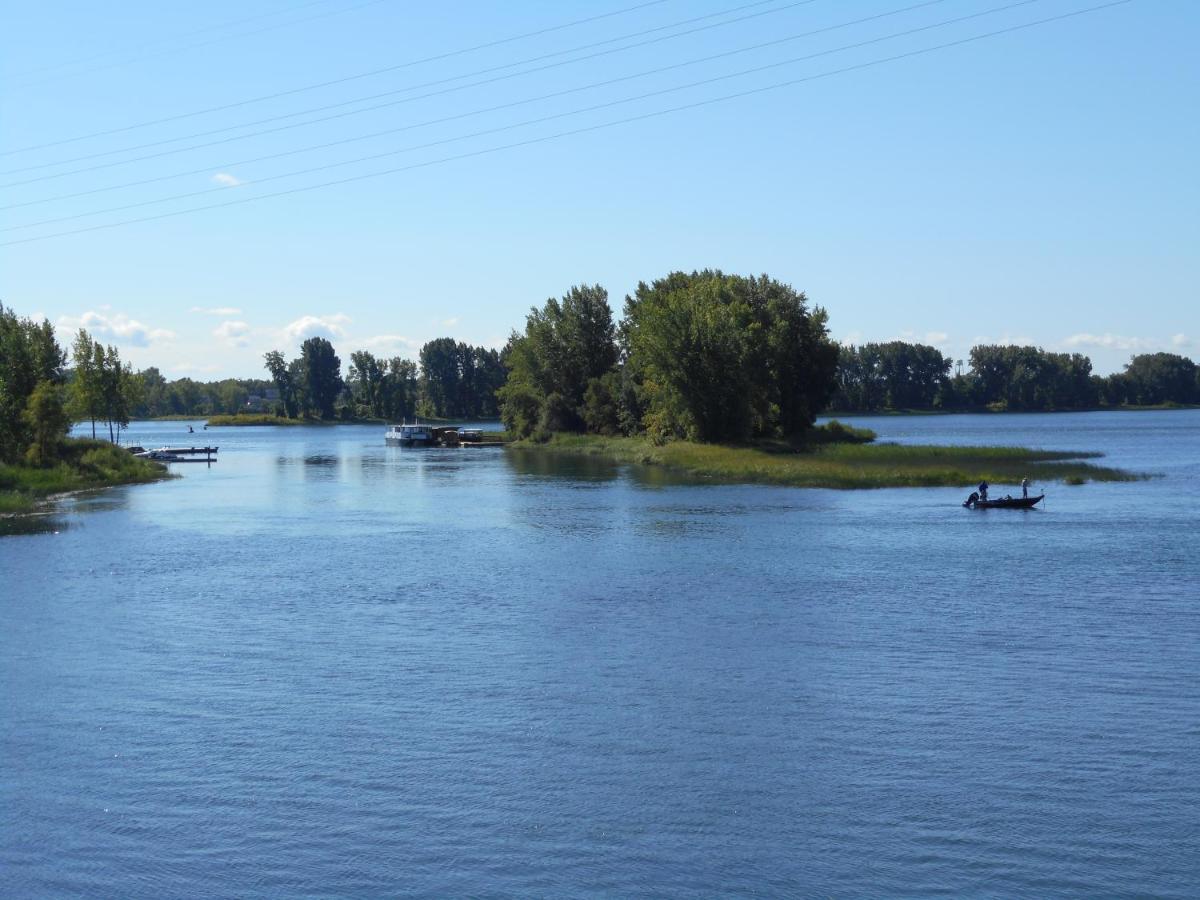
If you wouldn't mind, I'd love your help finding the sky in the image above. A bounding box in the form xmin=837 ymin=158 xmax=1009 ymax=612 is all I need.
xmin=1 ymin=0 xmax=1196 ymax=378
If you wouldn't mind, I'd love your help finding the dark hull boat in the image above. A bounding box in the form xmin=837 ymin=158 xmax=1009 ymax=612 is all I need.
xmin=964 ymin=494 xmax=1044 ymax=509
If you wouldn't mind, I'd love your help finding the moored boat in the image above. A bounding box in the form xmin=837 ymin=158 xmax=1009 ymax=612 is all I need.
xmin=384 ymin=423 xmax=435 ymax=447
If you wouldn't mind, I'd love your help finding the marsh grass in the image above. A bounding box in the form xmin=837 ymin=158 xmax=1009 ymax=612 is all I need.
xmin=206 ymin=414 xmax=308 ymax=426
xmin=0 ymin=439 xmax=171 ymax=515
xmin=528 ymin=434 xmax=1140 ymax=489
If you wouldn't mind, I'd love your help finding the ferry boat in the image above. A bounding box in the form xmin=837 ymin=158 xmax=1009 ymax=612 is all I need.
xmin=385 ymin=423 xmax=435 ymax=447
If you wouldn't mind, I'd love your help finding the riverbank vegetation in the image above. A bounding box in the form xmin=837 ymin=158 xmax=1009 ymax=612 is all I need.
xmin=0 ymin=440 xmax=167 ymax=513
xmin=499 ymin=273 xmax=840 ymax=443
xmin=522 ymin=433 xmax=1138 ymax=489
xmin=43 ymin=291 xmax=1193 ymax=425
xmin=833 ymin=341 xmax=1199 ymax=413
xmin=0 ymin=304 xmax=168 ymax=514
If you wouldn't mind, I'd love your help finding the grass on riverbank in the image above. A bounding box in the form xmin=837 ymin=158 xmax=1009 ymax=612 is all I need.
xmin=206 ymin=414 xmax=309 ymax=426
xmin=0 ymin=440 xmax=171 ymax=514
xmin=522 ymin=432 xmax=1140 ymax=489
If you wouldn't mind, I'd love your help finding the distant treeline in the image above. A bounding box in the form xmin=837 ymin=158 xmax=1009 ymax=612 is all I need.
xmin=129 ymin=338 xmax=505 ymax=420
xmin=833 ymin=342 xmax=1200 ymax=412
xmin=5 ymin=275 xmax=1198 ymax=464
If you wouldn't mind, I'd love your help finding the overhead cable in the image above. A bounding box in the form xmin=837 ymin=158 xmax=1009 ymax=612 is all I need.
xmin=2 ymin=0 xmax=680 ymax=154
xmin=0 ymin=0 xmax=952 ymax=215
xmin=0 ymin=1 xmax=1134 ymax=248
xmin=1 ymin=0 xmax=798 ymax=177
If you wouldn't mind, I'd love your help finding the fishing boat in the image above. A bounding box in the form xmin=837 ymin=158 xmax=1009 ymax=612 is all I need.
xmin=963 ymin=493 xmax=1044 ymax=509
xmin=384 ymin=423 xmax=435 ymax=447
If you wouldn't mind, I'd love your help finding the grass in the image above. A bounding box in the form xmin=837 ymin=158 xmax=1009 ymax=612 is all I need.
xmin=206 ymin=414 xmax=309 ymax=426
xmin=0 ymin=439 xmax=172 ymax=514
xmin=519 ymin=431 xmax=1141 ymax=489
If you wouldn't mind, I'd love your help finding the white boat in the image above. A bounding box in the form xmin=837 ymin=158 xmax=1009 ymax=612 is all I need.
xmin=133 ymin=448 xmax=184 ymax=461
xmin=384 ymin=423 xmax=435 ymax=447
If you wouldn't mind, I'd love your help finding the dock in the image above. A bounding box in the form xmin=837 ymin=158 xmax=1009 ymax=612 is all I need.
xmin=128 ymin=445 xmax=219 ymax=464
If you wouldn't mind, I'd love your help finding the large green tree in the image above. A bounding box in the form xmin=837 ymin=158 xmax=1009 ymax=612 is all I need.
xmin=498 ymin=284 xmax=618 ymax=436
xmin=300 ymin=337 xmax=342 ymax=419
xmin=622 ymin=271 xmax=837 ymax=441
xmin=263 ymin=350 xmax=298 ymax=417
xmin=0 ymin=304 xmax=65 ymax=461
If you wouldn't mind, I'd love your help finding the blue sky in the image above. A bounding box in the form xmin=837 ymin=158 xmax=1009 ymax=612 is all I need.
xmin=1 ymin=0 xmax=1196 ymax=377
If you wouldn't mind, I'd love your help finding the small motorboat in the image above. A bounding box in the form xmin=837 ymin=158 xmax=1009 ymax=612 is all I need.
xmin=133 ymin=448 xmax=184 ymax=462
xmin=963 ymin=492 xmax=1044 ymax=509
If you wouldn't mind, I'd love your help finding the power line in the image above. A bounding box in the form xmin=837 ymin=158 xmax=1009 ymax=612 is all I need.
xmin=0 ymin=1 xmax=1134 ymax=248
xmin=0 ymin=0 xmax=794 ymax=177
xmin=0 ymin=0 xmax=952 ymax=217
xmin=2 ymin=0 xmax=679 ymax=155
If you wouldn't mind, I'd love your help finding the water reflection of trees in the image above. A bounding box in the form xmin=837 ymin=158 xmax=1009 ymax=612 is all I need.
xmin=504 ymin=448 xmax=620 ymax=482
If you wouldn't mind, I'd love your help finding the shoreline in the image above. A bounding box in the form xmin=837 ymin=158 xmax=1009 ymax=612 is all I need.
xmin=0 ymin=440 xmax=173 ymax=515
xmin=821 ymin=404 xmax=1200 ymax=418
xmin=512 ymin=434 xmax=1143 ymax=490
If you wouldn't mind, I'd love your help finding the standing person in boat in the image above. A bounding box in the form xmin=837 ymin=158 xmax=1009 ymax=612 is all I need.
xmin=978 ymin=480 xmax=989 ymax=502
xmin=1021 ymin=477 xmax=1030 ymax=498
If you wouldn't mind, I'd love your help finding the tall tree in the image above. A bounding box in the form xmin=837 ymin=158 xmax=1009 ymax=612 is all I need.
xmin=263 ymin=350 xmax=297 ymax=418
xmin=23 ymin=381 xmax=70 ymax=464
xmin=622 ymin=271 xmax=836 ymax=441
xmin=348 ymin=350 xmax=386 ymax=418
xmin=498 ymin=284 xmax=618 ymax=436
xmin=1 ymin=304 xmax=65 ymax=460
xmin=419 ymin=337 xmax=464 ymax=417
xmin=300 ymin=337 xmax=342 ymax=419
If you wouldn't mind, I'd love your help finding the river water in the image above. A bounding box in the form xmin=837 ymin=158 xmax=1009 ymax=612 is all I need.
xmin=3 ymin=411 xmax=1198 ymax=897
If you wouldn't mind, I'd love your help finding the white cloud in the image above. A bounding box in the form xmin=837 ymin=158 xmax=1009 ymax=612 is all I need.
xmin=360 ymin=333 xmax=420 ymax=355
xmin=441 ymin=317 xmax=459 ymax=327
xmin=1063 ymin=333 xmax=1155 ymax=352
xmin=282 ymin=313 xmax=351 ymax=343
xmin=213 ymin=320 xmax=251 ymax=348
xmin=211 ymin=172 xmax=242 ymax=187
xmin=57 ymin=310 xmax=174 ymax=348
xmin=1171 ymin=333 xmax=1192 ymax=349
xmin=924 ymin=331 xmax=949 ymax=346
xmin=172 ymin=362 xmax=224 ymax=374
xmin=190 ymin=306 xmax=242 ymax=316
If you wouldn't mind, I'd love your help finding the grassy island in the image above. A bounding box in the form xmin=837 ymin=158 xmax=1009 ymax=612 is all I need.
xmin=206 ymin=414 xmax=310 ymax=426
xmin=519 ymin=431 xmax=1140 ymax=490
xmin=0 ymin=440 xmax=171 ymax=514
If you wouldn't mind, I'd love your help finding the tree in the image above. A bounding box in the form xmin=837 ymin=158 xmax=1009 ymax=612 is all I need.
xmin=622 ymin=271 xmax=837 ymax=441
xmin=23 ymin=381 xmax=70 ymax=464
xmin=300 ymin=337 xmax=342 ymax=419
xmin=498 ymin=284 xmax=619 ymax=436
xmin=0 ymin=304 xmax=65 ymax=461
xmin=1120 ymin=353 xmax=1198 ymax=405
xmin=382 ymin=357 xmax=419 ymax=421
xmin=419 ymin=337 xmax=464 ymax=417
xmin=348 ymin=350 xmax=385 ymax=418
xmin=97 ymin=344 xmax=137 ymax=443
xmin=264 ymin=350 xmax=298 ymax=418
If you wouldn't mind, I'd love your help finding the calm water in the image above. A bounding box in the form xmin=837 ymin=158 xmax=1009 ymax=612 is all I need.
xmin=3 ymin=412 xmax=1198 ymax=897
